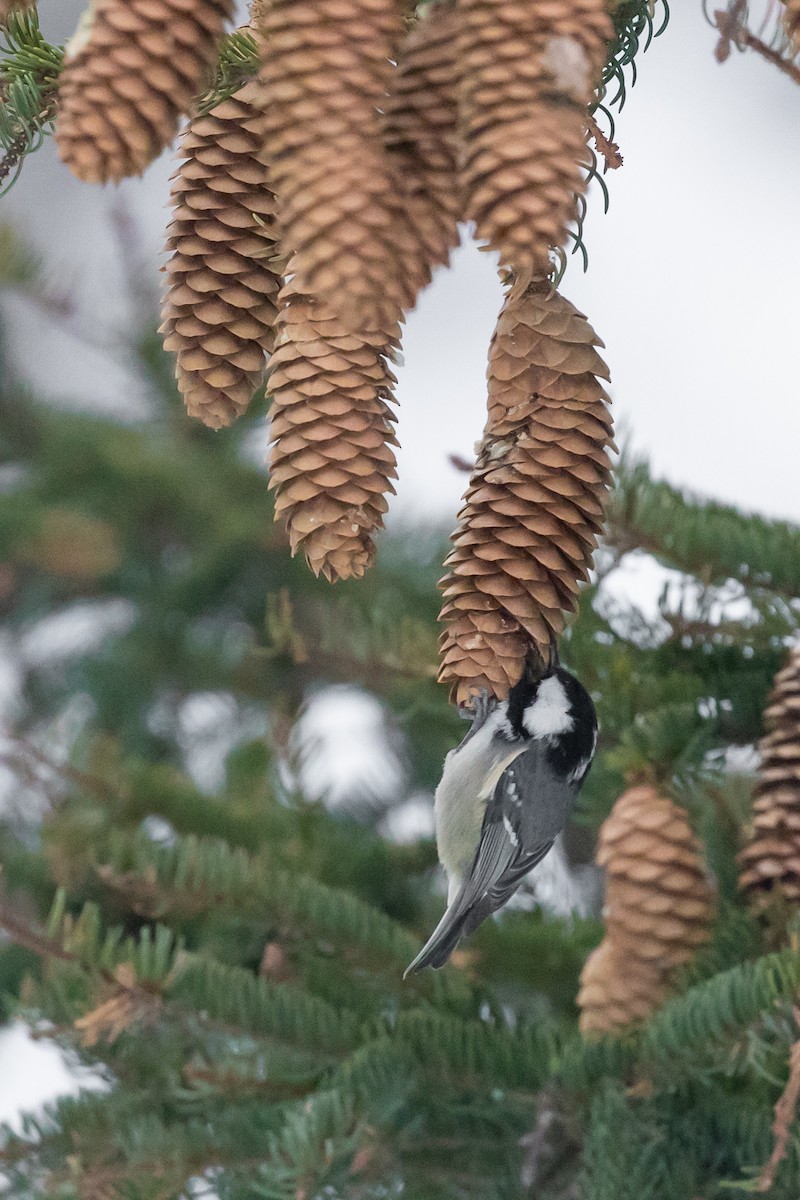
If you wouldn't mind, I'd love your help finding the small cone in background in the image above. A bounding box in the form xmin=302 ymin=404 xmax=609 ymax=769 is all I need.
xmin=739 ymin=646 xmax=800 ymax=910
xmin=383 ymin=0 xmax=461 ymax=289
xmin=256 ymin=0 xmax=421 ymax=331
xmin=438 ymin=282 xmax=613 ymax=704
xmin=578 ymin=786 xmax=716 ymax=1038
xmin=160 ymin=79 xmax=282 ymax=430
xmin=457 ymin=0 xmax=612 ymax=280
xmin=267 ymin=273 xmax=400 ymax=582
xmin=55 ymin=0 xmax=234 ymax=184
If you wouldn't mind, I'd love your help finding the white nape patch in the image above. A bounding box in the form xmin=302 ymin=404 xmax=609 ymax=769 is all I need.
xmin=502 ymin=815 xmax=519 ymax=847
xmin=523 ymin=675 xmax=574 ymax=740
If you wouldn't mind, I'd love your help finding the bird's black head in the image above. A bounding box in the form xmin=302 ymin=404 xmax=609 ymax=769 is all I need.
xmin=505 ymin=648 xmax=597 ymax=742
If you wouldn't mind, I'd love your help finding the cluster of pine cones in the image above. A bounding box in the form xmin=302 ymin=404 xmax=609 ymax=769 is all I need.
xmin=42 ymin=0 xmax=618 ymax=703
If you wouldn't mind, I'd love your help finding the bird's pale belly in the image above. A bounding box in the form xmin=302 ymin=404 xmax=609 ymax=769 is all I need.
xmin=434 ymin=721 xmax=524 ymax=900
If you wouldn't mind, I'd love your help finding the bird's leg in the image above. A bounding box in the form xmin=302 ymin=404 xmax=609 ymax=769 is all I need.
xmin=456 ymin=689 xmax=496 ymax=746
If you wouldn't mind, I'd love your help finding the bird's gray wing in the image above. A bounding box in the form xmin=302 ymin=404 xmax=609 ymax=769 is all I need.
xmin=405 ymin=745 xmax=565 ymax=974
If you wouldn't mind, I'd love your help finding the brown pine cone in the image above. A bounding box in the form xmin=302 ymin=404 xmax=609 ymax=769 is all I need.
xmin=267 ymin=274 xmax=400 ymax=582
xmin=55 ymin=0 xmax=234 ymax=184
xmin=598 ymin=786 xmax=716 ymax=970
xmin=438 ymin=283 xmax=613 ymax=704
xmin=577 ymin=938 xmax=669 ymax=1038
xmin=739 ymin=646 xmax=800 ymax=909
xmin=256 ymin=0 xmax=420 ymax=331
xmin=383 ymin=0 xmax=461 ymax=289
xmin=578 ymin=787 xmax=716 ymax=1038
xmin=457 ymin=0 xmax=612 ymax=279
xmin=160 ymin=80 xmax=282 ymax=430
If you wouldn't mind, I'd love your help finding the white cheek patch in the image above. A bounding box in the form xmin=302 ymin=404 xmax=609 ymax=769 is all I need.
xmin=523 ymin=676 xmax=575 ymax=740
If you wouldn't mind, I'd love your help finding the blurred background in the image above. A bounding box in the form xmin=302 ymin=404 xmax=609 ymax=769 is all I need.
xmin=1 ymin=0 xmax=800 ymax=1166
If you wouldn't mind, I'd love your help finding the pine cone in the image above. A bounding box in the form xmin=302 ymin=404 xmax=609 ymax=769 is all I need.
xmin=267 ymin=274 xmax=400 ymax=582
xmin=597 ymin=786 xmax=716 ymax=970
xmin=578 ymin=787 xmax=716 ymax=1038
xmin=160 ymin=80 xmax=282 ymax=430
xmin=383 ymin=1 xmax=461 ymax=288
xmin=458 ymin=0 xmax=612 ymax=279
xmin=55 ymin=0 xmax=234 ymax=184
xmin=739 ymin=647 xmax=800 ymax=909
xmin=256 ymin=0 xmax=420 ymax=331
xmin=438 ymin=283 xmax=613 ymax=704
xmin=577 ymin=938 xmax=669 ymax=1038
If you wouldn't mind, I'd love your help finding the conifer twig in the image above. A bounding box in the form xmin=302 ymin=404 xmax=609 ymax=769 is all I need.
xmin=757 ymin=1012 xmax=800 ymax=1191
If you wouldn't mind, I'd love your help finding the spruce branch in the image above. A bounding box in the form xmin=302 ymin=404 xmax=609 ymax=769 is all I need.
xmin=0 ymin=10 xmax=63 ymax=194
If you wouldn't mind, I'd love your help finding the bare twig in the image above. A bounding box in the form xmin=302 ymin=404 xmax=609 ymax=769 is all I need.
xmin=586 ymin=113 xmax=623 ymax=171
xmin=757 ymin=1011 xmax=800 ymax=1191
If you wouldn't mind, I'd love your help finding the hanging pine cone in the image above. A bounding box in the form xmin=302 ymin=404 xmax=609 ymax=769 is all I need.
xmin=256 ymin=0 xmax=421 ymax=331
xmin=458 ymin=0 xmax=612 ymax=280
xmin=383 ymin=0 xmax=461 ymax=289
xmin=739 ymin=646 xmax=800 ymax=910
xmin=597 ymin=786 xmax=716 ymax=969
xmin=438 ymin=282 xmax=613 ymax=704
xmin=267 ymin=273 xmax=400 ymax=582
xmin=160 ymin=80 xmax=282 ymax=430
xmin=578 ymin=786 xmax=716 ymax=1037
xmin=55 ymin=0 xmax=234 ymax=184
xmin=577 ymin=938 xmax=669 ymax=1038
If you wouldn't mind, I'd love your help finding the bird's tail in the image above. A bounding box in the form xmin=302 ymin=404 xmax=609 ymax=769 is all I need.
xmin=404 ymin=885 xmax=493 ymax=975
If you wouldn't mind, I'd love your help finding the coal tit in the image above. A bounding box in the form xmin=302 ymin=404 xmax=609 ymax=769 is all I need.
xmin=405 ymin=652 xmax=597 ymax=974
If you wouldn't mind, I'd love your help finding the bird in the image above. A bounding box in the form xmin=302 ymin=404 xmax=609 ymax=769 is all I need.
xmin=405 ymin=649 xmax=598 ymax=974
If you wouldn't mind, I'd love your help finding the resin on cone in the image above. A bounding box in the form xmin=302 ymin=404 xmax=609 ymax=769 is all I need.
xmin=55 ymin=0 xmax=234 ymax=184
xmin=458 ymin=0 xmax=612 ymax=281
xmin=438 ymin=283 xmax=613 ymax=704
xmin=383 ymin=0 xmax=461 ymax=289
xmin=578 ymin=786 xmax=716 ymax=1038
xmin=739 ymin=646 xmax=800 ymax=910
xmin=160 ymin=79 xmax=283 ymax=430
xmin=256 ymin=0 xmax=420 ymax=331
xmin=267 ymin=273 xmax=400 ymax=582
